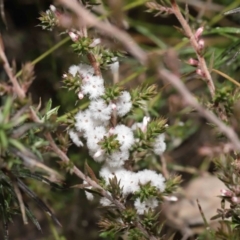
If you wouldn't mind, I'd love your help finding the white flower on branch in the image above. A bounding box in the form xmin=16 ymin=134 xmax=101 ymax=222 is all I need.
xmin=81 ymin=76 xmax=105 ymax=99
xmin=68 ymin=63 xmax=94 ymax=79
xmin=78 ymin=63 xmax=95 ymax=78
xmin=153 ymin=133 xmax=166 ymax=155
xmin=75 ymin=110 xmax=94 ymax=133
xmin=116 ymin=91 xmax=132 ymax=117
xmin=106 ymin=150 xmax=129 ymax=168
xmin=113 ymin=124 xmax=134 ymax=151
xmin=134 ymin=197 xmax=158 ymax=215
xmin=100 ymin=166 xmax=140 ymax=197
xmin=85 ymin=126 xmax=106 ymax=152
xmin=99 ymin=166 xmax=166 ymax=200
xmin=137 ymin=169 xmax=165 ymax=192
xmin=69 ymin=130 xmax=83 ymax=147
xmin=68 ymin=65 xmax=79 ymax=76
xmin=89 ymin=98 xmax=112 ymax=122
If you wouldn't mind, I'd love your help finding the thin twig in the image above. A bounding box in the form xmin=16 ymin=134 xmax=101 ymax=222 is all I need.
xmin=13 ymin=183 xmax=28 ymax=225
xmin=160 ymin=154 xmax=169 ymax=179
xmin=158 ymin=68 xmax=240 ymax=151
xmin=170 ymin=0 xmax=215 ymax=98
xmin=0 ymin=36 xmax=25 ymax=99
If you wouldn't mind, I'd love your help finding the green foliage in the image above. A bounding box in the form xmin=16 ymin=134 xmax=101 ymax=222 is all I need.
xmin=99 ymin=135 xmax=121 ymax=155
xmin=102 ymin=85 xmax=123 ymax=102
xmin=38 ymin=9 xmax=58 ymax=31
xmin=131 ymin=85 xmax=158 ymax=108
xmin=0 ymin=96 xmax=65 ymax=239
xmin=62 ymin=72 xmax=82 ymax=93
xmin=0 ymin=166 xmax=62 ymax=239
xmin=134 ymin=182 xmax=159 ymax=201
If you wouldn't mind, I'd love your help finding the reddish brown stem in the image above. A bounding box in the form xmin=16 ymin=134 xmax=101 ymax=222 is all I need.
xmin=170 ymin=0 xmax=215 ymax=98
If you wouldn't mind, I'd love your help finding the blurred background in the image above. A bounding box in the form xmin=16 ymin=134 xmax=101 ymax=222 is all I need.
xmin=1 ymin=0 xmax=240 ymax=239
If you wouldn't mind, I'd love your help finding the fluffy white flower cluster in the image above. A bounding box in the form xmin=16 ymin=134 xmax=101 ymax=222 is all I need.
xmin=68 ymin=63 xmax=133 ymax=167
xmin=131 ymin=118 xmax=166 ymax=155
xmin=134 ymin=197 xmax=158 ymax=215
xmin=67 ymin=63 xmax=167 ymax=215
xmin=99 ymin=165 xmax=165 ymax=214
xmin=69 ymin=63 xmax=105 ymax=100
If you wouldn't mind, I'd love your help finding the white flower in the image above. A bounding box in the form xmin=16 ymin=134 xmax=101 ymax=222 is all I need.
xmin=134 ymin=197 xmax=158 ymax=215
xmin=68 ymin=130 xmax=83 ymax=147
xmin=75 ymin=110 xmax=94 ymax=133
xmin=85 ymin=126 xmax=106 ymax=152
xmin=68 ymin=63 xmax=95 ymax=79
xmin=136 ymin=169 xmax=165 ymax=192
xmin=153 ymin=133 xmax=166 ymax=155
xmin=99 ymin=165 xmax=139 ymax=196
xmin=68 ymin=65 xmax=79 ymax=76
xmin=99 ymin=165 xmax=117 ymax=179
xmin=89 ymin=99 xmax=112 ymax=122
xmin=113 ymin=124 xmax=134 ymax=151
xmin=81 ymin=76 xmax=105 ymax=99
xmin=116 ymin=91 xmax=132 ymax=117
xmin=78 ymin=63 xmax=94 ymax=78
xmin=106 ymin=150 xmax=129 ymax=168
xmin=120 ymin=172 xmax=140 ymax=196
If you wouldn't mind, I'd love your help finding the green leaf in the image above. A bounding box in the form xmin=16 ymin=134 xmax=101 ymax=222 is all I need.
xmin=0 ymin=130 xmax=8 ymax=149
xmin=45 ymin=99 xmax=52 ymax=113
xmin=9 ymin=139 xmax=26 ymax=151
xmin=2 ymin=98 xmax=12 ymax=123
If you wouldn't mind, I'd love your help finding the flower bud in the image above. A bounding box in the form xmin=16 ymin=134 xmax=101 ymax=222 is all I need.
xmin=164 ymin=196 xmax=178 ymax=202
xmin=231 ymin=196 xmax=240 ymax=203
xmin=69 ymin=32 xmax=79 ymax=42
xmin=141 ymin=116 xmax=150 ymax=132
xmin=195 ymin=26 xmax=204 ymax=41
xmin=220 ymin=189 xmax=233 ymax=197
xmin=196 ymin=68 xmax=204 ymax=77
xmin=78 ymin=91 xmax=84 ymax=100
xmin=188 ymin=58 xmax=199 ymax=66
xmin=94 ymin=149 xmax=104 ymax=158
xmin=198 ymin=39 xmax=205 ymax=50
xmin=111 ymin=103 xmax=117 ymax=110
xmin=50 ymin=5 xmax=56 ymax=12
